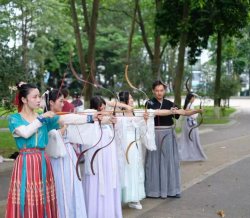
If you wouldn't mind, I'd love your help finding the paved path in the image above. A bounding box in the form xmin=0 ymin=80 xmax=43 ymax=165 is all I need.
xmin=137 ymin=157 xmax=250 ymax=218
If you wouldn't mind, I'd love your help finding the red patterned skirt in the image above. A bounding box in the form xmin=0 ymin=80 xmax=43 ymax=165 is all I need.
xmin=5 ymin=148 xmax=58 ymax=218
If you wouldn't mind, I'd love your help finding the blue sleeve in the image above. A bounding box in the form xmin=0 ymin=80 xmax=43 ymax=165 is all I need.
xmin=45 ymin=115 xmax=60 ymax=132
xmin=8 ymin=114 xmax=22 ymax=133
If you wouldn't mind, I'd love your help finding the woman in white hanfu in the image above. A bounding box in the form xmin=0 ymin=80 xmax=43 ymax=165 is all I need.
xmin=116 ymin=91 xmax=180 ymax=209
xmin=81 ymin=96 xmax=123 ymax=218
xmin=115 ymin=91 xmax=149 ymax=210
xmin=178 ymin=93 xmax=207 ymax=161
xmin=44 ymin=89 xmax=93 ymax=218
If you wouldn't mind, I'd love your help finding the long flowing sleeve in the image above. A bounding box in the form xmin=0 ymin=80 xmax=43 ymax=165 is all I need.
xmin=10 ymin=118 xmax=42 ymax=138
xmin=66 ymin=122 xmax=101 ymax=146
xmin=59 ymin=114 xmax=88 ymax=124
xmin=133 ymin=110 xmax=156 ymax=151
xmin=46 ymin=129 xmax=67 ymax=158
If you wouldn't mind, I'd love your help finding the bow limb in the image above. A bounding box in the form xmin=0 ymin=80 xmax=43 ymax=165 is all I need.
xmin=70 ymin=57 xmax=119 ymax=117
xmin=124 ymin=64 xmax=150 ymax=164
xmin=75 ymin=120 xmax=103 ymax=180
xmin=185 ymin=77 xmax=191 ymax=93
xmin=125 ymin=140 xmax=136 ymax=164
xmin=125 ymin=114 xmax=149 ymax=164
xmin=69 ymin=57 xmax=97 ymax=89
xmin=188 ymin=96 xmax=203 ymax=141
xmin=90 ymin=123 xmax=116 ymax=175
xmin=125 ymin=65 xmax=139 ymax=91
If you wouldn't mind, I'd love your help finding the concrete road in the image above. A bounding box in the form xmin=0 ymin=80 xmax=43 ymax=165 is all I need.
xmin=137 ymin=157 xmax=250 ymax=218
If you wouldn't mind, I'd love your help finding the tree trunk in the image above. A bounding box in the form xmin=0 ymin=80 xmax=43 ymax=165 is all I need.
xmin=126 ymin=0 xmax=139 ymax=62
xmin=152 ymin=35 xmax=161 ymax=78
xmin=173 ymin=2 xmax=189 ymax=107
xmin=137 ymin=0 xmax=167 ymax=80
xmin=248 ymin=69 xmax=250 ymax=96
xmin=21 ymin=6 xmax=29 ymax=77
xmin=84 ymin=0 xmax=100 ymax=107
xmin=168 ymin=48 xmax=176 ymax=92
xmin=214 ymin=31 xmax=222 ymax=107
xmin=151 ymin=0 xmax=162 ymax=78
xmin=69 ymin=0 xmax=86 ymax=84
xmin=81 ymin=0 xmax=90 ymax=37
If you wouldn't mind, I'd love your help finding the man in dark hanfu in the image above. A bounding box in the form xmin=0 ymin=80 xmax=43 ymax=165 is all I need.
xmin=145 ymin=80 xmax=181 ymax=198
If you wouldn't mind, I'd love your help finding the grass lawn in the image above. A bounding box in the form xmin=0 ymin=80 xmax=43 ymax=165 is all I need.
xmin=201 ymin=106 xmax=236 ymax=124
xmin=0 ymin=119 xmax=8 ymax=128
xmin=0 ymin=131 xmax=17 ymax=157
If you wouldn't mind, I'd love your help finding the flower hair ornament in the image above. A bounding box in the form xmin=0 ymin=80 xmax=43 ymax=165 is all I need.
xmin=41 ymin=88 xmax=53 ymax=111
xmin=18 ymin=81 xmax=27 ymax=87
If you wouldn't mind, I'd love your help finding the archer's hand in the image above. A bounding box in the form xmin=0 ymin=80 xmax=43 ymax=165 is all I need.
xmin=42 ymin=111 xmax=55 ymax=118
xmin=170 ymin=107 xmax=179 ymax=115
xmin=143 ymin=112 xmax=149 ymax=121
xmin=176 ymin=109 xmax=186 ymax=115
xmin=197 ymin=108 xmax=204 ymax=114
xmin=109 ymin=115 xmax=117 ymax=124
xmin=93 ymin=112 xmax=103 ymax=121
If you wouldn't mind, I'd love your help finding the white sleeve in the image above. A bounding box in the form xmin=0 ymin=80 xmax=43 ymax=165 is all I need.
xmin=46 ymin=130 xmax=67 ymax=158
xmin=67 ymin=122 xmax=101 ymax=146
xmin=187 ymin=104 xmax=198 ymax=119
xmin=59 ymin=109 xmax=97 ymax=124
xmin=138 ymin=116 xmax=157 ymax=151
xmin=59 ymin=114 xmax=88 ymax=124
xmin=14 ymin=119 xmax=42 ymax=138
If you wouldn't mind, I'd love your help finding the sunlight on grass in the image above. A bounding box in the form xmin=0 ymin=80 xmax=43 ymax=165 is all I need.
xmin=0 ymin=131 xmax=17 ymax=157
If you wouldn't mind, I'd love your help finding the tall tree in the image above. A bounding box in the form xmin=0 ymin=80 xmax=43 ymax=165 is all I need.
xmin=137 ymin=0 xmax=168 ymax=78
xmin=156 ymin=0 xmax=208 ymax=106
xmin=208 ymin=0 xmax=249 ymax=106
xmin=69 ymin=0 xmax=100 ymax=106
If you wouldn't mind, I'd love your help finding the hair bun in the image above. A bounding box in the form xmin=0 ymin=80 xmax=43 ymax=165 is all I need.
xmin=16 ymin=82 xmax=27 ymax=90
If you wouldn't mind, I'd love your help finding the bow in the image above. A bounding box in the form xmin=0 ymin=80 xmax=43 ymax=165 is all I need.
xmin=90 ymin=121 xmax=116 ymax=175
xmin=124 ymin=65 xmax=150 ymax=163
xmin=69 ymin=58 xmax=110 ymax=179
xmin=188 ymin=95 xmax=203 ymax=141
xmin=89 ymin=101 xmax=117 ymax=175
xmin=75 ymin=120 xmax=103 ymax=180
xmin=185 ymin=77 xmax=204 ymax=141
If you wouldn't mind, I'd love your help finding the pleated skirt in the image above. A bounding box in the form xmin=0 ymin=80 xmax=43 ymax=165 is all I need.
xmin=145 ymin=127 xmax=181 ymax=198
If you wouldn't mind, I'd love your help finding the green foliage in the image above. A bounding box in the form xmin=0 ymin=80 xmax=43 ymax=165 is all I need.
xmin=220 ymin=75 xmax=241 ymax=99
xmin=156 ymin=0 xmax=213 ymax=64
xmin=0 ymin=119 xmax=8 ymax=128
xmin=0 ymin=0 xmax=249 ymax=102
xmin=201 ymin=106 xmax=236 ymax=124
xmin=0 ymin=131 xmax=17 ymax=157
xmin=203 ymin=75 xmax=240 ymax=101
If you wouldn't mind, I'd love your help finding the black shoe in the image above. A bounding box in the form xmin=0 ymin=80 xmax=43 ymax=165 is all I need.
xmin=167 ymin=194 xmax=181 ymax=198
xmin=146 ymin=196 xmax=160 ymax=199
xmin=175 ymin=194 xmax=181 ymax=198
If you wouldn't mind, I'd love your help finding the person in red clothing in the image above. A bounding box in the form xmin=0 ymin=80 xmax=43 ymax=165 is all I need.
xmin=61 ymin=89 xmax=75 ymax=112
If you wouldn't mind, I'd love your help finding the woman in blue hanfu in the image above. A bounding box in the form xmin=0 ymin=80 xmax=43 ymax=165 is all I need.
xmin=6 ymin=84 xmax=99 ymax=218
